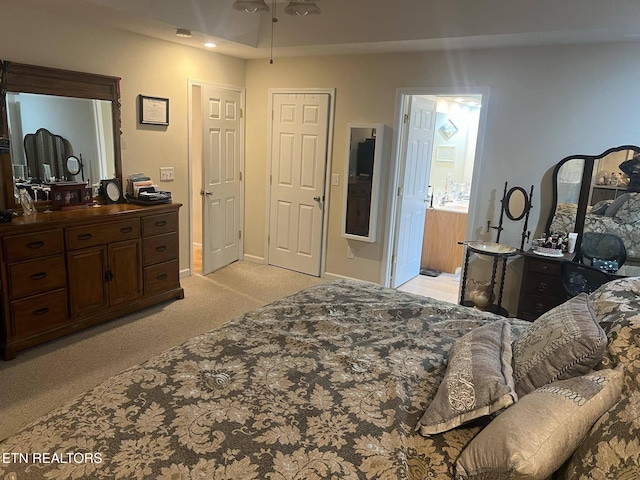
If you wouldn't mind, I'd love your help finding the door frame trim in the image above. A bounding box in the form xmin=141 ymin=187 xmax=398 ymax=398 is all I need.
xmin=265 ymin=88 xmax=336 ymax=277
xmin=382 ymin=86 xmax=491 ymax=287
xmin=187 ymin=78 xmax=246 ymax=276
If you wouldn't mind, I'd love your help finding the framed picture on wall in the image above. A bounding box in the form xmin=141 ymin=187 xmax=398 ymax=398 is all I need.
xmin=436 ymin=145 xmax=456 ymax=162
xmin=139 ymin=95 xmax=169 ymax=125
xmin=439 ymin=119 xmax=458 ymax=139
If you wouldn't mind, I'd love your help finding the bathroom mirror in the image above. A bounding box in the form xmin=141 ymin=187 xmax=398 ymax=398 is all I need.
xmin=504 ymin=186 xmax=529 ymax=221
xmin=0 ymin=61 xmax=121 ymax=209
xmin=342 ymin=123 xmax=384 ymax=242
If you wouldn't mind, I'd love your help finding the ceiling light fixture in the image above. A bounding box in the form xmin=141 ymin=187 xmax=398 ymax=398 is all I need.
xmin=175 ymin=28 xmax=192 ymax=38
xmin=284 ymin=0 xmax=320 ymax=16
xmin=232 ymin=0 xmax=269 ymax=14
xmin=232 ymin=0 xmax=320 ymax=16
xmin=204 ymin=42 xmax=217 ymax=48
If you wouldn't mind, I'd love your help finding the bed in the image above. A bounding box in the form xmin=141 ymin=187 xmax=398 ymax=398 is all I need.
xmin=0 ymin=279 xmax=638 ymax=479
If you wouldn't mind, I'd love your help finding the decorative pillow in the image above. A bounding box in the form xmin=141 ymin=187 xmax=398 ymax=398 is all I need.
xmin=588 ymin=276 xmax=640 ymax=321
xmin=417 ymin=320 xmax=516 ymax=436
xmin=588 ymin=278 xmax=640 ymax=393
xmin=512 ymin=293 xmax=607 ymax=397
xmin=603 ymin=192 xmax=630 ymax=217
xmin=590 ymin=199 xmax=612 ymax=215
xmin=456 ymin=369 xmax=624 ymax=480
xmin=555 ymin=390 xmax=640 ymax=480
xmin=612 ymin=191 xmax=640 ymax=223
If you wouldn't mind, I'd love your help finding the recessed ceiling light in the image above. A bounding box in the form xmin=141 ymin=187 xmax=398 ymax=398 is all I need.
xmin=204 ymin=42 xmax=217 ymax=48
xmin=175 ymin=28 xmax=192 ymax=38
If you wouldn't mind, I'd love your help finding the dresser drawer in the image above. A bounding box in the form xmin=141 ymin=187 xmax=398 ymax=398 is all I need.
xmin=4 ymin=230 xmax=64 ymax=262
xmin=142 ymin=212 xmax=178 ymax=237
xmin=528 ymin=257 xmax=562 ymax=275
xmin=143 ymin=233 xmax=178 ymax=266
xmin=519 ymin=294 xmax=564 ymax=320
xmin=66 ymin=219 xmax=140 ymax=250
xmin=11 ymin=289 xmax=68 ymax=338
xmin=8 ymin=255 xmax=67 ymax=300
xmin=144 ymin=260 xmax=179 ymax=296
xmin=524 ymin=272 xmax=565 ymax=301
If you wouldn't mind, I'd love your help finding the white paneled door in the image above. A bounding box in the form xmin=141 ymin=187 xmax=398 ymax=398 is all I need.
xmin=392 ymin=96 xmax=437 ymax=287
xmin=269 ymin=93 xmax=330 ymax=276
xmin=202 ymin=85 xmax=242 ymax=275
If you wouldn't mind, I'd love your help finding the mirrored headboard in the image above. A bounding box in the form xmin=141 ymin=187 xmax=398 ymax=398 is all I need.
xmin=0 ymin=61 xmax=121 ymax=209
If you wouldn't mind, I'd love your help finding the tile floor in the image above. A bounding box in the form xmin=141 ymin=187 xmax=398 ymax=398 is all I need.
xmin=397 ymin=271 xmax=461 ymax=304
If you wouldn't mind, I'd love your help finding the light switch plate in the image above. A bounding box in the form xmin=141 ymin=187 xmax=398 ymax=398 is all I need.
xmin=332 ymin=173 xmax=340 ymax=186
xmin=160 ymin=167 xmax=174 ymax=181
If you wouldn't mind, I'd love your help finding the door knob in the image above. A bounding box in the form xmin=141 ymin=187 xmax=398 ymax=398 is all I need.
xmin=313 ymin=196 xmax=321 ymax=201
xmin=200 ymin=190 xmax=213 ymax=196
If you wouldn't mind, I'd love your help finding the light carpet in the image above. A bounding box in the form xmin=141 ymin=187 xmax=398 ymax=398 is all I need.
xmin=0 ymin=261 xmax=324 ymax=442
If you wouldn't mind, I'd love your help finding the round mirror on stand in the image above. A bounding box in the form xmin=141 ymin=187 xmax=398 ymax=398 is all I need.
xmin=66 ymin=155 xmax=84 ymax=181
xmin=504 ymin=186 xmax=530 ymax=221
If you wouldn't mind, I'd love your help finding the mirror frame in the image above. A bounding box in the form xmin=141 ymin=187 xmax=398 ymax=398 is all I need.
xmin=504 ymin=186 xmax=529 ymax=221
xmin=341 ymin=123 xmax=385 ymax=243
xmin=545 ymin=144 xmax=640 ymax=243
xmin=0 ymin=61 xmax=122 ymax=210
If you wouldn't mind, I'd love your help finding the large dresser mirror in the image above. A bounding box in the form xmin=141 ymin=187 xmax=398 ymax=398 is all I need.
xmin=342 ymin=124 xmax=384 ymax=242
xmin=0 ymin=61 xmax=121 ymax=210
xmin=545 ymin=145 xmax=640 ymax=269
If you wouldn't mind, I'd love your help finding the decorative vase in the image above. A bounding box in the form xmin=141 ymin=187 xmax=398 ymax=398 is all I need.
xmin=468 ymin=279 xmax=494 ymax=311
xmin=18 ymin=189 xmax=36 ymax=216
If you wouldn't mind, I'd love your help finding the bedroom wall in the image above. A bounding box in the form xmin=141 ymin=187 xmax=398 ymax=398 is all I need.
xmin=0 ymin=0 xmax=246 ymax=275
xmin=245 ymin=43 xmax=640 ymax=312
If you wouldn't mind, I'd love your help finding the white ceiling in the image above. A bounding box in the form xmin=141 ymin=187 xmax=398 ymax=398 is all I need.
xmin=65 ymin=0 xmax=640 ymax=59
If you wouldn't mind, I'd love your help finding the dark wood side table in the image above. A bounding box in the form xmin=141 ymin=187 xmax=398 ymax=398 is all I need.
xmin=517 ymin=249 xmax=576 ymax=321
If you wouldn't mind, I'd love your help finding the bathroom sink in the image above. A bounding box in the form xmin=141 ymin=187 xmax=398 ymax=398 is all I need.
xmin=467 ymin=241 xmax=517 ymax=256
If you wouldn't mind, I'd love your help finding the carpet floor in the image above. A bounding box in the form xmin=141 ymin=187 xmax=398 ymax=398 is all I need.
xmin=0 ymin=261 xmax=324 ymax=442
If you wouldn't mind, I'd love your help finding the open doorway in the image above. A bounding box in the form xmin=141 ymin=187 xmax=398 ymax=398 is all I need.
xmin=384 ymin=88 xmax=488 ymax=300
xmin=188 ymin=81 xmax=245 ymax=276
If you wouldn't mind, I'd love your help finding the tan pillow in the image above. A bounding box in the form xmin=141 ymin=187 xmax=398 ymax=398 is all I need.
xmin=417 ymin=320 xmax=516 ymax=436
xmin=456 ymin=368 xmax=624 ymax=480
xmin=512 ymin=293 xmax=607 ymax=397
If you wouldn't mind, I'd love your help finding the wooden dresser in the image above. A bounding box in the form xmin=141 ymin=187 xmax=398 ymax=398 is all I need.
xmin=517 ymin=250 xmax=575 ymax=321
xmin=0 ymin=203 xmax=183 ymax=360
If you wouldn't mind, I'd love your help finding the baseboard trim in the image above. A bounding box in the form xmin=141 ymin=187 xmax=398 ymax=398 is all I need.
xmin=243 ymin=254 xmax=265 ymax=264
xmin=322 ymin=271 xmax=379 ymax=285
xmin=180 ymin=268 xmax=191 ymax=278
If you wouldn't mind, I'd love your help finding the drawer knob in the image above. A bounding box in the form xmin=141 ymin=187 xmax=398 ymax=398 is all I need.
xmin=155 ymin=220 xmax=167 ymax=227
xmin=77 ymin=233 xmax=92 ymax=241
xmin=537 ymin=282 xmax=547 ymax=292
xmin=535 ymin=303 xmax=544 ymax=312
xmin=155 ymin=245 xmax=167 ymax=252
xmin=120 ymin=226 xmax=133 ymax=234
xmin=541 ymin=264 xmax=548 ymax=271
xmin=26 ymin=240 xmax=44 ymax=249
xmin=156 ymin=273 xmax=168 ymax=280
xmin=33 ymin=307 xmax=50 ymax=316
xmin=30 ymin=272 xmax=47 ymax=281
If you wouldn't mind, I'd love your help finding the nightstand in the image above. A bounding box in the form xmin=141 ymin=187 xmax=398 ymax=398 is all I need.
xmin=517 ymin=250 xmax=576 ymax=321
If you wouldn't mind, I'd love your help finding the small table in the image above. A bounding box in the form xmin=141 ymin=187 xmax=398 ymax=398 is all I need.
xmin=459 ymin=242 xmax=519 ymax=317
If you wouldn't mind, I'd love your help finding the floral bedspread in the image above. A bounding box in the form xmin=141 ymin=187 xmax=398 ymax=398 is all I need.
xmin=0 ymin=280 xmax=530 ymax=480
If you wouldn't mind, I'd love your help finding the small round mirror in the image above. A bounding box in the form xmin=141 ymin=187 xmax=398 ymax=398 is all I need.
xmin=66 ymin=155 xmax=81 ymax=175
xmin=504 ymin=186 xmax=529 ymax=221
